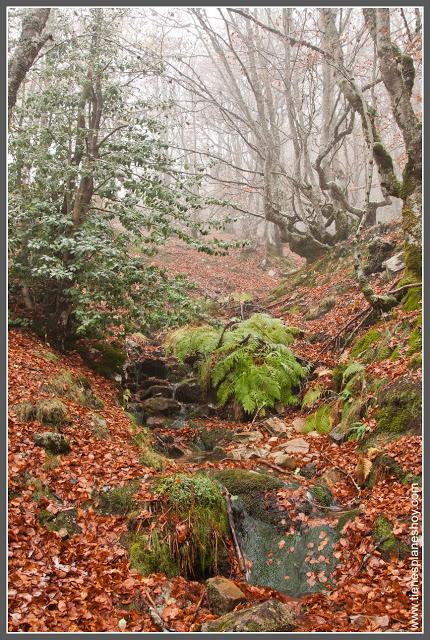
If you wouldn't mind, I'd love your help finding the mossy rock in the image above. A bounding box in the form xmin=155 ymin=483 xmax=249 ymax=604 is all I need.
xmin=80 ymin=341 xmax=126 ymax=379
xmin=139 ymin=447 xmax=164 ymax=471
xmin=372 ymin=515 xmax=408 ymax=560
xmin=89 ymin=413 xmax=111 ymax=440
xmin=336 ymin=508 xmax=361 ymax=532
xmin=13 ymin=401 xmax=36 ymax=422
xmin=33 ymin=431 xmax=71 ymax=454
xmin=35 ymin=399 xmax=70 ymax=426
xmin=45 ymin=371 xmax=103 ymax=409
xmin=97 ymin=482 xmax=140 ymax=515
xmin=305 ymin=296 xmax=336 ymax=321
xmin=350 ymin=329 xmax=381 ymax=360
xmin=212 ymin=469 xmax=283 ymax=496
xmin=128 ymin=473 xmax=228 ymax=579
xmin=212 ymin=469 xmax=285 ymax=526
xmin=402 ymin=286 xmax=422 ymax=312
xmin=407 ymin=326 xmax=422 ymax=357
xmin=201 ymin=598 xmax=296 ymax=632
xmin=309 ymin=484 xmax=333 ymax=507
xmin=195 ymin=427 xmax=234 ymax=452
xmin=29 ymin=478 xmax=61 ymax=503
xmin=373 ymin=377 xmax=421 ymax=435
xmin=39 ymin=507 xmax=81 ymax=536
xmin=365 ymin=454 xmax=421 ymax=488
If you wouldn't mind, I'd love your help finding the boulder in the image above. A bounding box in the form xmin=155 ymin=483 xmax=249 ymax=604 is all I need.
xmin=363 ymin=238 xmax=395 ymax=275
xmin=300 ymin=462 xmax=317 ymax=479
xmin=141 ymin=396 xmax=181 ymax=416
xmin=382 ymin=252 xmax=404 ymax=274
xmin=201 ymin=598 xmax=296 ymax=632
xmin=230 ymin=446 xmax=269 ymax=461
xmin=206 ymin=576 xmax=246 ymax=615
xmin=174 ymin=379 xmax=201 ymax=404
xmin=33 ymin=432 xmax=71 ymax=454
xmin=146 ymin=416 xmax=166 ymax=428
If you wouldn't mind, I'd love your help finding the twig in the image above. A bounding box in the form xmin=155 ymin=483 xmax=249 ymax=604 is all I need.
xmin=142 ymin=589 xmax=173 ymax=633
xmin=223 ymin=488 xmax=250 ymax=580
xmin=190 ymin=588 xmax=206 ymax=626
xmin=320 ymin=454 xmax=362 ymax=493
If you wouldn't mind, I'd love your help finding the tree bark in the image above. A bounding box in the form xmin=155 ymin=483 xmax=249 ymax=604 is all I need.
xmin=8 ymin=8 xmax=52 ymax=120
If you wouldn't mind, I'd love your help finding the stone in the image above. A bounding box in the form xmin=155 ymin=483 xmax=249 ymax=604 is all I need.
xmin=230 ymin=446 xmax=269 ymax=460
xmin=206 ymin=577 xmax=246 ymax=615
xmin=145 ymin=416 xmax=166 ymax=428
xmin=270 ymin=454 xmax=299 ymax=470
xmin=137 ymin=385 xmax=173 ymax=401
xmin=201 ymin=598 xmax=296 ymax=632
xmin=350 ymin=614 xmax=390 ymax=629
xmin=382 ymin=252 xmax=404 ymax=274
xmin=319 ymin=468 xmax=344 ymax=490
xmin=283 ymin=438 xmax=309 ymax=455
xmin=291 ymin=417 xmax=307 ymax=433
xmin=174 ymin=379 xmax=201 ymax=404
xmin=300 ymin=462 xmax=317 ymax=479
xmin=141 ymin=396 xmax=181 ymax=416
xmin=234 ymin=431 xmax=263 ymax=443
xmin=264 ymin=417 xmax=288 ymax=434
xmin=363 ymin=238 xmax=395 ymax=275
xmin=33 ymin=432 xmax=71 ymax=454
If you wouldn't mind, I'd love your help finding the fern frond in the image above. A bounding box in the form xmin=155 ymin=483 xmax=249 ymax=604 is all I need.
xmin=302 ymin=384 xmax=324 ymax=409
xmin=342 ymin=362 xmax=365 ymax=384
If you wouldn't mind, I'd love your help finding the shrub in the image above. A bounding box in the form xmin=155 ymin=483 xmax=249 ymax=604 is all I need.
xmin=166 ymin=314 xmax=306 ymax=415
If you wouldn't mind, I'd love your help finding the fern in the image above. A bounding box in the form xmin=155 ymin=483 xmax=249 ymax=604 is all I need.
xmin=166 ymin=314 xmax=306 ymax=415
xmin=342 ymin=362 xmax=365 ymax=384
xmin=302 ymin=384 xmax=324 ymax=409
xmin=164 ymin=325 xmax=221 ymax=362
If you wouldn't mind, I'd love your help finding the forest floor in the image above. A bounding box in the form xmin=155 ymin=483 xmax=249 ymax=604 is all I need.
xmin=8 ymin=229 xmax=422 ymax=632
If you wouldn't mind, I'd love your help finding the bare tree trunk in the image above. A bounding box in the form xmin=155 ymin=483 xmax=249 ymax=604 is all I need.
xmin=8 ymin=8 xmax=52 ymax=121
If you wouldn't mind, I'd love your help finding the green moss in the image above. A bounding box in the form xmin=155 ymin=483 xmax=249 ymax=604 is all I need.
xmin=43 ymin=453 xmax=60 ymax=471
xmin=36 ymin=350 xmax=60 ymax=363
xmin=13 ymin=401 xmax=36 ymax=422
xmin=402 ymin=286 xmax=422 ymax=312
xmin=372 ymin=515 xmax=408 ymax=560
xmin=374 ymin=378 xmax=421 ymax=435
xmin=129 ymin=531 xmax=179 ymax=577
xmin=365 ymin=454 xmax=421 ymax=489
xmin=309 ymin=484 xmax=333 ymax=507
xmin=39 ymin=507 xmax=81 ymax=536
xmin=88 ymin=341 xmax=126 ymax=378
xmin=390 ymin=346 xmax=400 ymax=361
xmin=127 ymin=473 xmax=230 ymax=579
xmin=408 ymin=353 xmax=422 ymax=370
xmin=332 ymin=364 xmax=347 ymax=392
xmin=139 ymin=448 xmax=164 ymax=471
xmin=35 ymin=398 xmax=69 ymax=426
xmin=97 ymin=482 xmax=139 ymax=515
xmin=350 ymin=329 xmax=381 ymax=359
xmin=212 ymin=469 xmax=283 ymax=496
xmin=336 ymin=508 xmax=361 ymax=532
xmin=407 ymin=326 xmax=422 ymax=356
xmin=46 ymin=370 xmax=103 ymax=409
xmin=29 ymin=478 xmax=60 ymax=504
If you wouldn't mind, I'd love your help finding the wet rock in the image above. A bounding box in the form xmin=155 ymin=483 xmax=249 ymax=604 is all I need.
xmin=146 ymin=416 xmax=167 ymax=428
xmin=141 ymin=397 xmax=181 ymax=416
xmin=33 ymin=432 xmax=71 ymax=454
xmin=137 ymin=385 xmax=173 ymax=401
xmin=201 ymin=598 xmax=296 ymax=632
xmin=174 ymin=379 xmax=201 ymax=404
xmin=206 ymin=576 xmax=246 ymax=615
